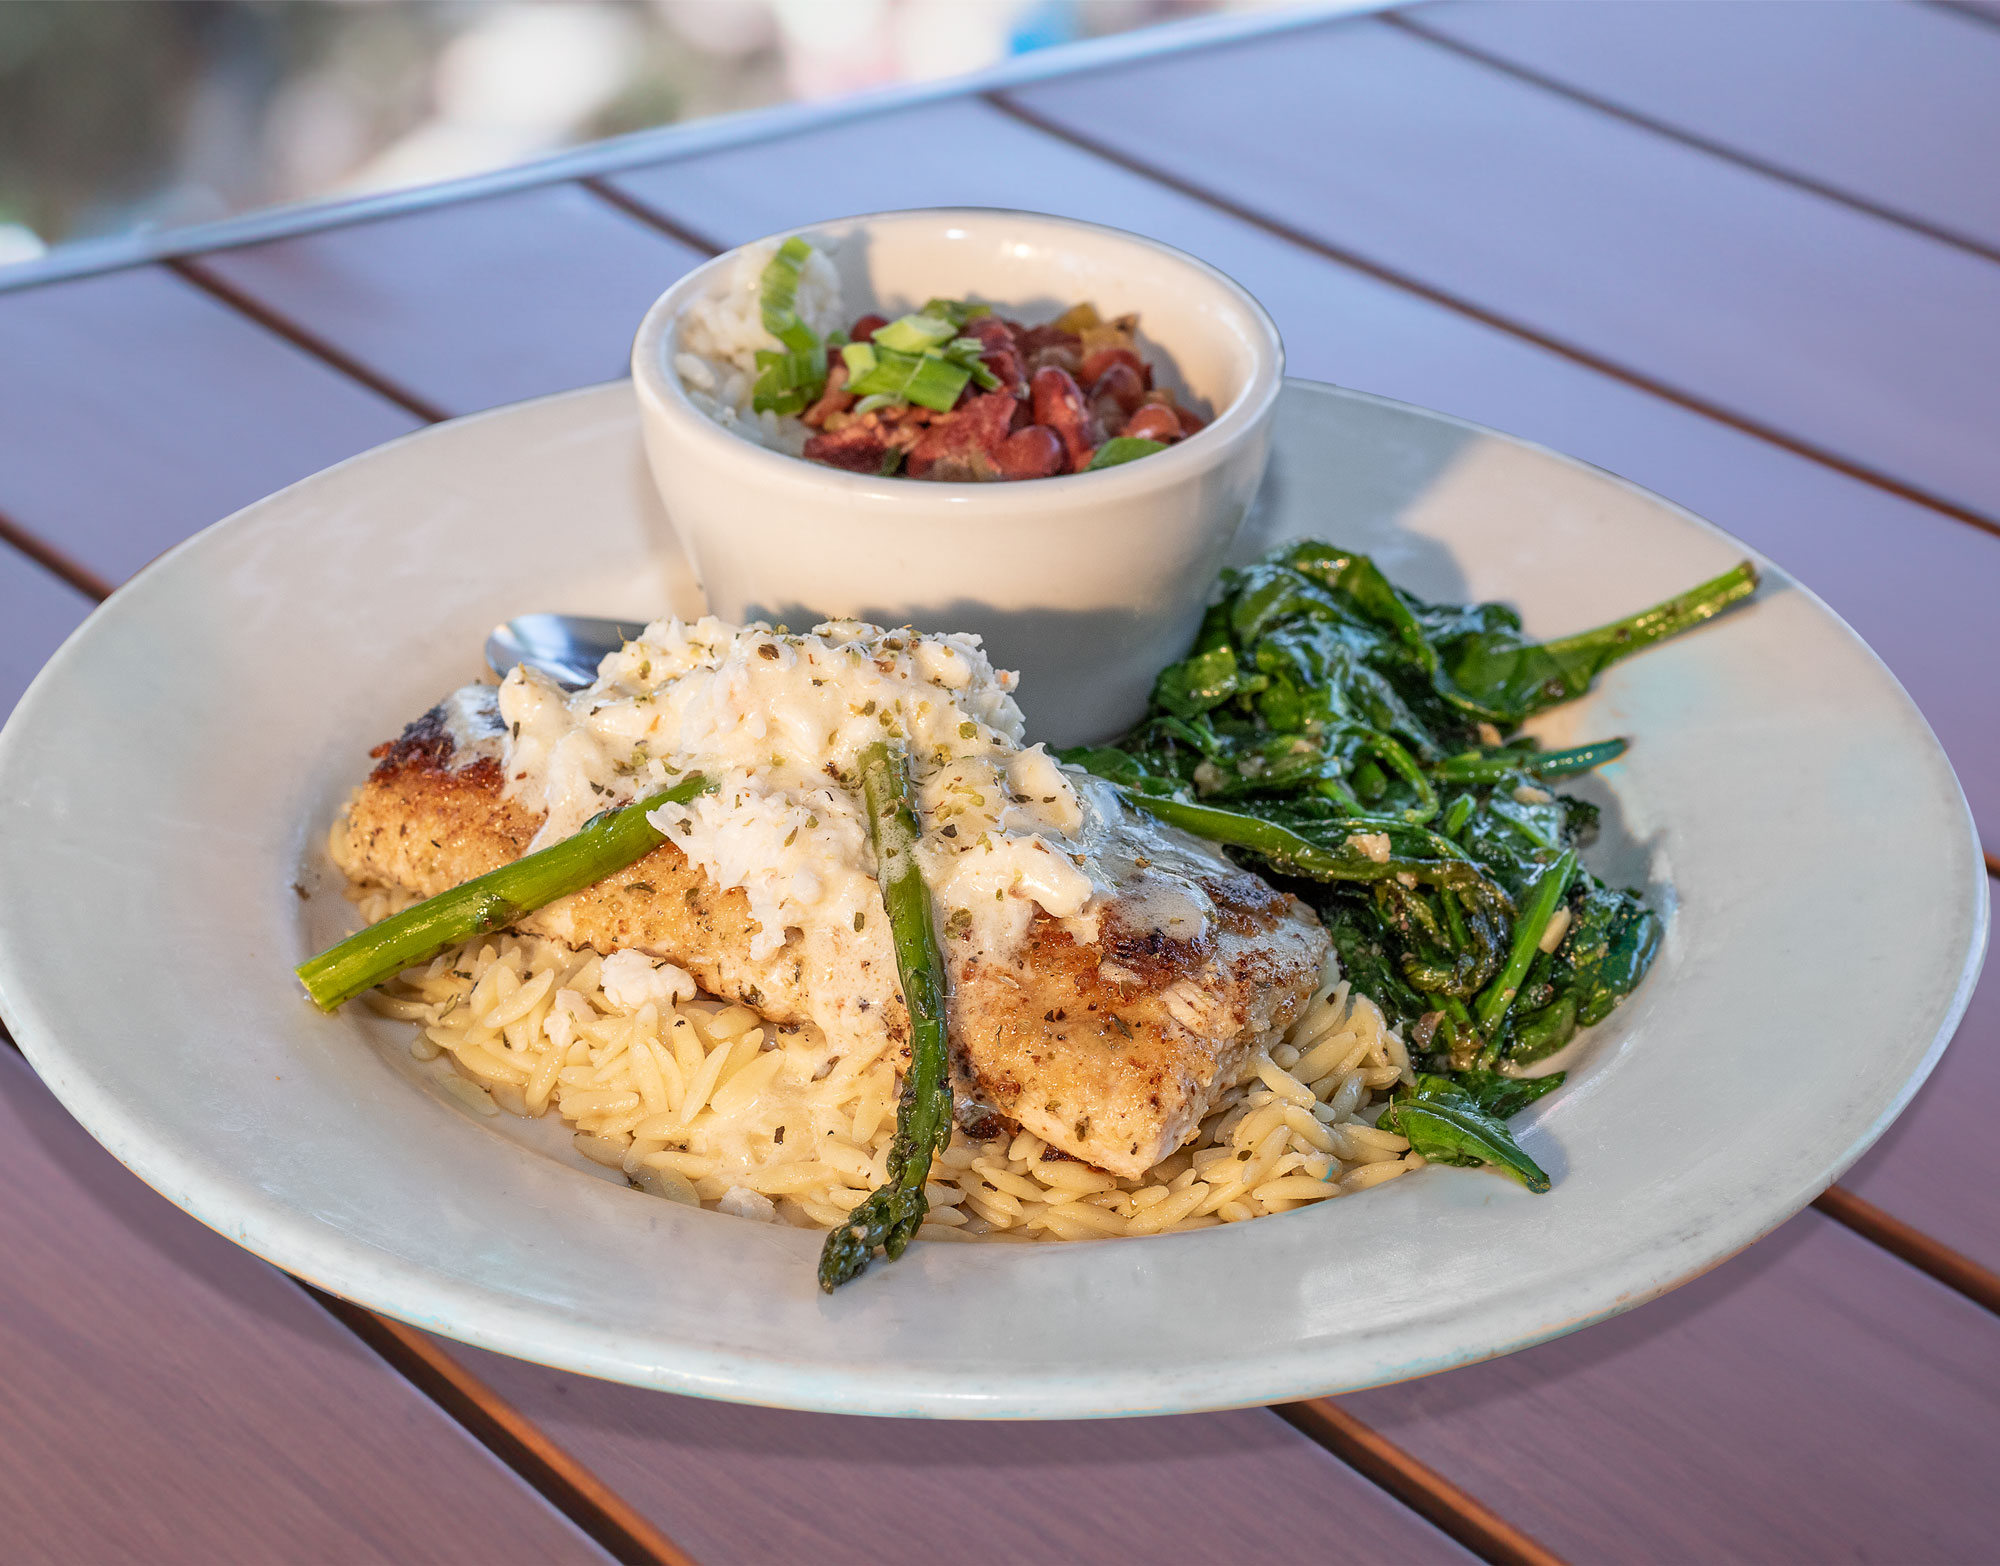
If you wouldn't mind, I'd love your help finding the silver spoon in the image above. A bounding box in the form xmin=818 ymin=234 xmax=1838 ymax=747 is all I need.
xmin=485 ymin=613 xmax=635 ymax=690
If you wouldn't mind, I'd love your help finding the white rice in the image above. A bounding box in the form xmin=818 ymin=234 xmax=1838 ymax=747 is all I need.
xmin=356 ymin=882 xmax=1426 ymax=1241
xmin=674 ymin=239 xmax=846 ymax=457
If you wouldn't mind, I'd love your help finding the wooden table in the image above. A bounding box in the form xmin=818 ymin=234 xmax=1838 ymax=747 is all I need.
xmin=2 ymin=5 xmax=1996 ymax=1561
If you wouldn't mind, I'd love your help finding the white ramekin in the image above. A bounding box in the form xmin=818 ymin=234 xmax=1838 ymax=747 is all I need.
xmin=631 ymin=208 xmax=1283 ymax=746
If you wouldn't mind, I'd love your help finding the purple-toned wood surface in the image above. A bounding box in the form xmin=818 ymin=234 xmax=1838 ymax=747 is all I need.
xmin=0 ymin=547 xmax=92 ymax=719
xmin=1405 ymin=0 xmax=2000 ymax=254
xmin=1007 ymin=16 xmax=2000 ymax=522
xmin=1341 ymin=1213 xmax=2000 ymax=1564
xmin=0 ymin=3 xmax=1995 ymax=1558
xmin=192 ymin=184 xmax=710 ymax=419
xmin=605 ymin=94 xmax=2000 ymax=853
xmin=440 ymin=1341 xmax=1475 ymax=1566
xmin=0 ymin=268 xmax=417 ymax=586
xmin=0 ymin=1048 xmax=605 ymax=1565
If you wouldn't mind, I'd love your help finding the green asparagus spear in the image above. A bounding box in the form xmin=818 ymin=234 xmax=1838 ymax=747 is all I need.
xmin=818 ymin=741 xmax=955 ymax=1292
xmin=295 ymin=772 xmax=714 ymax=1012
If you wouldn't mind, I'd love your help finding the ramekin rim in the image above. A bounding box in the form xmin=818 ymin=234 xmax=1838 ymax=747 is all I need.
xmin=629 ymin=206 xmax=1285 ymax=502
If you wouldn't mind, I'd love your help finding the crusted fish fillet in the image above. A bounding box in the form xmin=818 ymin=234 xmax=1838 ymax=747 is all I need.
xmin=332 ymin=686 xmax=1328 ymax=1176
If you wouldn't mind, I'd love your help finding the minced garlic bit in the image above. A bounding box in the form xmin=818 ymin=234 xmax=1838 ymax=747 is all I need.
xmin=1346 ymin=831 xmax=1393 ymax=865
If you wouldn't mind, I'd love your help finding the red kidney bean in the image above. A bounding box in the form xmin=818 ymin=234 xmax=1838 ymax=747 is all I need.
xmin=963 ymin=315 xmax=1025 ymax=391
xmin=1079 ymin=346 xmax=1151 ymax=391
xmin=1121 ymin=404 xmax=1184 ymax=444
xmin=1175 ymin=405 xmax=1207 ymax=437
xmin=1088 ymin=360 xmax=1145 ymax=418
xmin=803 ymin=418 xmax=892 ymax=472
xmin=994 ymin=424 xmax=1065 ymax=480
xmin=1027 ymin=345 xmax=1083 ymax=379
xmin=1015 ymin=323 xmax=1081 ymax=357
xmin=850 ymin=313 xmax=889 ymax=342
xmin=905 ymin=391 xmax=1016 ymax=480
xmin=1031 ymin=366 xmax=1099 ymax=471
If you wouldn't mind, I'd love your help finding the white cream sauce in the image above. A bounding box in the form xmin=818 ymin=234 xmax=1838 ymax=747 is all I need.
xmin=493 ymin=616 xmax=1211 ymax=973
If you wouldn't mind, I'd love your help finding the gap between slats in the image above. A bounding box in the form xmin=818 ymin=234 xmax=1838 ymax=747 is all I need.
xmin=982 ymin=92 xmax=2000 ymax=545
xmin=579 ymin=178 xmax=727 ymax=259
xmin=0 ymin=505 xmax=112 ymax=602
xmin=1275 ymin=1398 xmax=1562 ymax=1566
xmin=1813 ymin=1185 xmax=2000 ymax=1317
xmin=165 ymin=256 xmax=451 ymax=424
xmin=302 ymin=1287 xmax=696 ymax=1566
xmin=1380 ymin=9 xmax=2000 ymax=268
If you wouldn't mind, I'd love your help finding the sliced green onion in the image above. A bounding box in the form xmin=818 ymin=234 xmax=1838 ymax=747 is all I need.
xmin=849 ymin=348 xmax=969 ymax=413
xmin=901 ymin=354 xmax=972 ymax=412
xmin=852 ymin=393 xmax=900 ymax=415
xmin=872 ymin=313 xmax=958 ymax=354
xmin=846 ymin=347 xmax=920 ymax=400
xmin=759 ymin=236 xmax=820 ymax=355
xmin=921 ymin=297 xmax=990 ymax=326
xmin=1086 ymin=436 xmax=1168 ymax=470
xmin=751 ymin=345 xmax=828 ymax=416
xmin=840 ymin=341 xmax=878 ymax=378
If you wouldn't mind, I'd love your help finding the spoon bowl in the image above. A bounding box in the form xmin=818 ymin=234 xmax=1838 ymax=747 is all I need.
xmin=484 ymin=613 xmax=633 ymax=689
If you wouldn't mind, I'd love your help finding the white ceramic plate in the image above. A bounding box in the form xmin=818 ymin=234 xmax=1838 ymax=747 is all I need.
xmin=0 ymin=380 xmax=1983 ymax=1419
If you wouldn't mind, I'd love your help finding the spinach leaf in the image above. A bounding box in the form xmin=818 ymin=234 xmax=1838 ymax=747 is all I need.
xmin=1382 ymin=1074 xmax=1552 ymax=1192
xmin=1069 ymin=540 xmax=1751 ymax=1187
xmin=1451 ymin=1067 xmax=1565 ymax=1120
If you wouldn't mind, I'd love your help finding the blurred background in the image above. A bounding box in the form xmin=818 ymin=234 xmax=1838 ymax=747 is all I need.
xmin=0 ymin=0 xmax=1280 ymax=266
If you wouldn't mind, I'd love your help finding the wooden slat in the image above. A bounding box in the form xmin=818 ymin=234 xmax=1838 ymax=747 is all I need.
xmin=602 ymin=95 xmax=2000 ymax=853
xmin=0 ymin=545 xmax=93 ymax=720
xmin=1338 ymin=1211 xmax=2000 ymax=1563
xmin=1400 ymin=0 xmax=2000 ymax=258
xmin=0 ymin=1049 xmax=607 ymax=1565
xmin=1841 ymin=884 xmax=2000 ymax=1275
xmin=430 ymin=1340 xmax=1477 ymax=1566
xmin=187 ymin=184 xmax=711 ymax=419
xmin=307 ymin=1296 xmax=698 ymax=1566
xmin=1004 ymin=17 xmax=2000 ymax=523
xmin=0 ymin=268 xmax=418 ymax=586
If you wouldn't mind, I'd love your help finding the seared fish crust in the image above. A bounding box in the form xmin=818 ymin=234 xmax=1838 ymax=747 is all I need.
xmin=333 ymin=688 xmax=1328 ymax=1176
